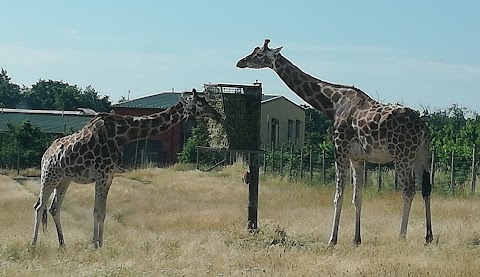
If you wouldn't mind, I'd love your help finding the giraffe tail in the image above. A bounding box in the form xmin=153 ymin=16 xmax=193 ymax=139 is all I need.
xmin=420 ymin=131 xmax=432 ymax=198
xmin=41 ymin=207 xmax=48 ymax=231
xmin=421 ymin=170 xmax=431 ymax=198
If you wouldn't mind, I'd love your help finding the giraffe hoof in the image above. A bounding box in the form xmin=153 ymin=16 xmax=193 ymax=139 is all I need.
xmin=425 ymin=235 xmax=433 ymax=244
xmin=327 ymin=239 xmax=337 ymax=247
xmin=353 ymin=239 xmax=362 ymax=246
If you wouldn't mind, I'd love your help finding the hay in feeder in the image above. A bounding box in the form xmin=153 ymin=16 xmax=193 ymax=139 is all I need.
xmin=204 ymin=83 xmax=262 ymax=151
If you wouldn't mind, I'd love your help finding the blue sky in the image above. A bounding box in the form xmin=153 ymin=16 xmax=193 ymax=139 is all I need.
xmin=1 ymin=1 xmax=479 ymax=112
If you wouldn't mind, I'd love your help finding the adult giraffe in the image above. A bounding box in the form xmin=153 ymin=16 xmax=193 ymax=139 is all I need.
xmin=237 ymin=39 xmax=432 ymax=245
xmin=32 ymin=90 xmax=222 ymax=248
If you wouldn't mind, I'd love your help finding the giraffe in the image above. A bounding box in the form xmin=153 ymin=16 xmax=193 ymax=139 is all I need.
xmin=32 ymin=90 xmax=222 ymax=248
xmin=237 ymin=39 xmax=433 ymax=246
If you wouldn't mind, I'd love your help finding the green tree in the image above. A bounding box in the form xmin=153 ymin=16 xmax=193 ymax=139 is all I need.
xmin=0 ymin=121 xmax=56 ymax=168
xmin=23 ymin=80 xmax=79 ymax=110
xmin=178 ymin=120 xmax=211 ymax=164
xmin=303 ymin=105 xmax=332 ymax=147
xmin=79 ymin=85 xmax=111 ymax=112
xmin=22 ymin=79 xmax=111 ymax=111
xmin=0 ymin=69 xmax=22 ymax=108
xmin=302 ymin=105 xmax=335 ymax=168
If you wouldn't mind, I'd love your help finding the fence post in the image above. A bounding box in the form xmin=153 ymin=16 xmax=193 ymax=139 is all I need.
xmin=16 ymin=147 xmax=20 ymax=176
xmin=309 ymin=147 xmax=313 ymax=181
xmin=134 ymin=140 xmax=139 ymax=169
xmin=196 ymin=146 xmax=200 ymax=170
xmin=377 ymin=163 xmax=382 ymax=192
xmin=472 ymin=144 xmax=477 ymax=195
xmin=450 ymin=150 xmax=455 ymax=194
xmin=280 ymin=145 xmax=284 ymax=176
xmin=263 ymin=148 xmax=267 ymax=174
xmin=289 ymin=144 xmax=293 ymax=178
xmin=364 ymin=162 xmax=368 ymax=187
xmin=300 ymin=147 xmax=304 ymax=179
xmin=271 ymin=144 xmax=275 ymax=173
xmin=430 ymin=148 xmax=435 ymax=190
xmin=322 ymin=148 xmax=326 ymax=182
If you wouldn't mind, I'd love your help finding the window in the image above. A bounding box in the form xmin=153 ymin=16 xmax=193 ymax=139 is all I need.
xmin=287 ymin=119 xmax=294 ymax=142
xmin=271 ymin=118 xmax=279 ymax=147
xmin=295 ymin=120 xmax=301 ymax=144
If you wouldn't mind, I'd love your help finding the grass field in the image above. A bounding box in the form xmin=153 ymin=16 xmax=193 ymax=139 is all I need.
xmin=1 ymin=164 xmax=480 ymax=276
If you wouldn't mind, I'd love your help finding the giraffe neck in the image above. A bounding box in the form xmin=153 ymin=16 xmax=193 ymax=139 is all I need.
xmin=273 ymin=55 xmax=335 ymax=119
xmin=110 ymin=100 xmax=188 ymax=146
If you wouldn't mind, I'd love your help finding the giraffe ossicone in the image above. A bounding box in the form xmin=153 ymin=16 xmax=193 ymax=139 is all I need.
xmin=237 ymin=39 xmax=433 ymax=245
xmin=32 ymin=90 xmax=222 ymax=248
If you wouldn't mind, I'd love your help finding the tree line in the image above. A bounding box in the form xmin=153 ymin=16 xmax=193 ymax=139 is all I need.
xmin=0 ymin=68 xmax=112 ymax=170
xmin=2 ymin=67 xmax=480 ymax=179
xmin=0 ymin=68 xmax=111 ymax=111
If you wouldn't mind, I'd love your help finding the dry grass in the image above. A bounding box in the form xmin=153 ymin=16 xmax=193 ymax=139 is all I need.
xmin=1 ymin=164 xmax=480 ymax=276
xmin=0 ymin=168 xmax=41 ymax=177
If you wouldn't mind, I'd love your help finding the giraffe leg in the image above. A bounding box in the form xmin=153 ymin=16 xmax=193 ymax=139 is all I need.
xmin=92 ymin=173 xmax=113 ymax=249
xmin=49 ymin=178 xmax=71 ymax=247
xmin=32 ymin=183 xmax=56 ymax=246
xmin=418 ymin=169 xmax=433 ymax=243
xmin=398 ymin=168 xmax=416 ymax=240
xmin=351 ymin=160 xmax=365 ymax=245
xmin=328 ymin=161 xmax=348 ymax=246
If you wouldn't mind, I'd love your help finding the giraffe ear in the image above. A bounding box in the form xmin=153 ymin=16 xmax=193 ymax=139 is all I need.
xmin=273 ymin=46 xmax=283 ymax=55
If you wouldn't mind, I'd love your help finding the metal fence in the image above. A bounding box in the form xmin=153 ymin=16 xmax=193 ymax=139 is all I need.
xmin=257 ymin=143 xmax=479 ymax=195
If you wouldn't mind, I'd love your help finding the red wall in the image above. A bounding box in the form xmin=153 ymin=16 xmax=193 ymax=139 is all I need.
xmin=112 ymin=107 xmax=184 ymax=164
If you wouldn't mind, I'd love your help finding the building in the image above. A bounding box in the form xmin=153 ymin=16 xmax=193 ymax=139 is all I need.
xmin=113 ymin=89 xmax=305 ymax=166
xmin=112 ymin=92 xmax=194 ymax=167
xmin=261 ymin=95 xmax=305 ymax=147
xmin=0 ymin=88 xmax=306 ymax=168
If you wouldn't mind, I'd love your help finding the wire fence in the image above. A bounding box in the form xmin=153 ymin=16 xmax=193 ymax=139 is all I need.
xmin=260 ymin=144 xmax=479 ymax=195
xmin=197 ymin=143 xmax=479 ymax=195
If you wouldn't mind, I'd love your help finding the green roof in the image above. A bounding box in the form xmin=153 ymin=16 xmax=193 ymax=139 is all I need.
xmin=0 ymin=112 xmax=93 ymax=134
xmin=113 ymin=92 xmax=181 ymax=109
xmin=113 ymin=92 xmax=281 ymax=109
xmin=261 ymin=95 xmax=281 ymax=102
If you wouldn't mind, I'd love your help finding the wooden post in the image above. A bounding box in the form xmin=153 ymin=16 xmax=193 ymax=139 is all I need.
xmin=289 ymin=145 xmax=293 ymax=178
xmin=280 ymin=145 xmax=284 ymax=176
xmin=322 ymin=148 xmax=326 ymax=182
xmin=309 ymin=147 xmax=313 ymax=181
xmin=134 ymin=140 xmax=139 ymax=169
xmin=248 ymin=152 xmax=260 ymax=231
xmin=263 ymin=148 xmax=267 ymax=174
xmin=472 ymin=144 xmax=477 ymax=195
xmin=450 ymin=150 xmax=455 ymax=194
xmin=377 ymin=163 xmax=382 ymax=192
xmin=16 ymin=146 xmax=20 ymax=176
xmin=143 ymin=138 xmax=148 ymax=166
xmin=430 ymin=148 xmax=435 ymax=190
xmin=300 ymin=147 xmax=304 ymax=179
xmin=271 ymin=144 xmax=275 ymax=173
xmin=364 ymin=162 xmax=368 ymax=187
xmin=196 ymin=146 xmax=200 ymax=170
xmin=224 ymin=150 xmax=227 ymax=167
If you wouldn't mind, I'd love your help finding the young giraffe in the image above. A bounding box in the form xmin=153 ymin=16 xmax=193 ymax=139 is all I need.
xmin=32 ymin=90 xmax=222 ymax=248
xmin=237 ymin=39 xmax=432 ymax=246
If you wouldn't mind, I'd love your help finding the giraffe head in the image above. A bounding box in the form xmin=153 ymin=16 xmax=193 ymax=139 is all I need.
xmin=180 ymin=89 xmax=223 ymax=122
xmin=236 ymin=39 xmax=283 ymax=69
